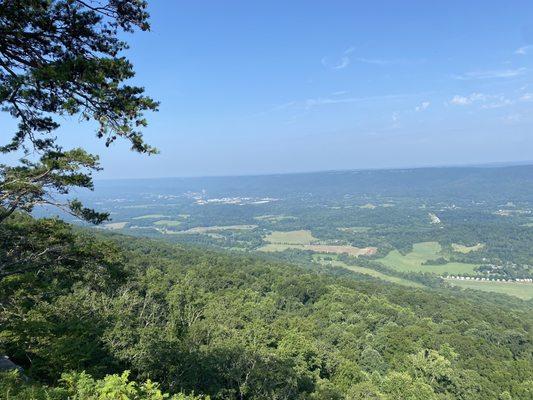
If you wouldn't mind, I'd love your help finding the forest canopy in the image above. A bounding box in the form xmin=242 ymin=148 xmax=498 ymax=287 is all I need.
xmin=1 ymin=215 xmax=532 ymax=399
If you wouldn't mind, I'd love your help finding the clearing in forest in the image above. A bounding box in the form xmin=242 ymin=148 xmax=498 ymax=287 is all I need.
xmin=153 ymin=220 xmax=182 ymax=228
xmin=452 ymin=243 xmax=484 ymax=253
xmin=254 ymin=214 xmax=297 ymax=222
xmin=132 ymin=214 xmax=169 ymax=220
xmin=338 ymin=227 xmax=371 ymax=233
xmin=102 ymin=222 xmax=128 ymax=230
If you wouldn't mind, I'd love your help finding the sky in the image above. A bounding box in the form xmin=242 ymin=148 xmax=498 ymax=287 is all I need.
xmin=6 ymin=0 xmax=533 ymax=178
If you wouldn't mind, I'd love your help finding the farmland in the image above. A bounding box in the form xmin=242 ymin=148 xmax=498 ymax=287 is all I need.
xmin=153 ymin=220 xmax=182 ymax=227
xmin=452 ymin=243 xmax=484 ymax=253
xmin=132 ymin=214 xmax=169 ymax=220
xmin=259 ymin=230 xmax=377 ymax=256
xmin=446 ymin=279 xmax=533 ymax=300
xmin=377 ymin=242 xmax=478 ymax=275
xmin=63 ymin=165 xmax=533 ymax=300
xmin=102 ymin=221 xmax=128 ymax=230
xmin=314 ymin=255 xmax=424 ymax=288
xmin=178 ymin=225 xmax=258 ymax=234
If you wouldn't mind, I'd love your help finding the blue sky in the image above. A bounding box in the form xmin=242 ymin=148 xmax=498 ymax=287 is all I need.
xmin=8 ymin=1 xmax=533 ymax=177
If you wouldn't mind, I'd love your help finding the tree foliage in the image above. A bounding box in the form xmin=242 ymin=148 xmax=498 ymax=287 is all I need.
xmin=1 ymin=217 xmax=531 ymax=399
xmin=0 ymin=0 xmax=158 ymax=222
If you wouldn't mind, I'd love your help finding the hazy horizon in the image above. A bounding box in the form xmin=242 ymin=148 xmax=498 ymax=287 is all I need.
xmin=91 ymin=159 xmax=533 ymax=181
xmin=4 ymin=1 xmax=533 ymax=178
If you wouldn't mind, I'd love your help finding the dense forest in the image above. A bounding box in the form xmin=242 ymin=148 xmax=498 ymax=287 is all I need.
xmin=1 ymin=215 xmax=532 ymax=399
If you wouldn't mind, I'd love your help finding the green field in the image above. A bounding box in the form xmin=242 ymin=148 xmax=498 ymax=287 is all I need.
xmin=452 ymin=243 xmax=484 ymax=253
xmin=378 ymin=242 xmax=477 ymax=274
xmin=153 ymin=220 xmax=182 ymax=227
xmin=102 ymin=222 xmax=128 ymax=230
xmin=446 ymin=279 xmax=533 ymax=300
xmin=132 ymin=214 xmax=169 ymax=220
xmin=263 ymin=230 xmax=318 ymax=245
xmin=259 ymin=230 xmax=375 ymax=256
xmin=179 ymin=225 xmax=258 ymax=234
xmin=315 ymin=256 xmax=423 ymax=288
xmin=254 ymin=214 xmax=296 ymax=222
xmin=338 ymin=226 xmax=371 ymax=233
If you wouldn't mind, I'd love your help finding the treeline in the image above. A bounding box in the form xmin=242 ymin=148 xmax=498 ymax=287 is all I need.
xmin=1 ymin=215 xmax=532 ymax=399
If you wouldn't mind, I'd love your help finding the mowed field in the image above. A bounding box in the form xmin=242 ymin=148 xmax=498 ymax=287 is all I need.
xmin=378 ymin=242 xmax=478 ymax=274
xmin=178 ymin=225 xmax=258 ymax=234
xmin=258 ymin=230 xmax=376 ymax=256
xmin=446 ymin=279 xmax=533 ymax=300
xmin=263 ymin=230 xmax=317 ymax=245
xmin=132 ymin=214 xmax=169 ymax=220
xmin=452 ymin=243 xmax=484 ymax=253
xmin=102 ymin=222 xmax=128 ymax=230
xmin=315 ymin=256 xmax=423 ymax=288
xmin=153 ymin=220 xmax=182 ymax=227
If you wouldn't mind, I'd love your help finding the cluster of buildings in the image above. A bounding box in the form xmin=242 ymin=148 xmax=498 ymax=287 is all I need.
xmin=446 ymin=275 xmax=533 ymax=283
xmin=194 ymin=197 xmax=278 ymax=206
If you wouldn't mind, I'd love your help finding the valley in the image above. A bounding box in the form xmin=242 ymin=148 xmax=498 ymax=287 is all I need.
xmin=62 ymin=165 xmax=533 ymax=300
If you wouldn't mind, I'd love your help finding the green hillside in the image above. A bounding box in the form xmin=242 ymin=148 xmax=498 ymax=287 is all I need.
xmin=1 ymin=215 xmax=532 ymax=399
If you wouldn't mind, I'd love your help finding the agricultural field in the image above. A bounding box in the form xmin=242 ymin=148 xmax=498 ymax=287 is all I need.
xmin=254 ymin=214 xmax=296 ymax=222
xmin=315 ymin=256 xmax=423 ymax=288
xmin=178 ymin=225 xmax=258 ymax=234
xmin=263 ymin=230 xmax=318 ymax=245
xmin=259 ymin=230 xmax=376 ymax=256
xmin=102 ymin=222 xmax=128 ymax=230
xmin=153 ymin=220 xmax=182 ymax=227
xmin=446 ymin=279 xmax=533 ymax=300
xmin=259 ymin=243 xmax=376 ymax=256
xmin=378 ymin=242 xmax=478 ymax=275
xmin=452 ymin=243 xmax=484 ymax=253
xmin=337 ymin=226 xmax=371 ymax=233
xmin=132 ymin=214 xmax=169 ymax=220
xmin=65 ymin=166 xmax=533 ymax=300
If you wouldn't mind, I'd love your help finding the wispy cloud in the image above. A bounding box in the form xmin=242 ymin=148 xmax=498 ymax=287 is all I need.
xmin=449 ymin=94 xmax=481 ymax=105
xmin=520 ymin=93 xmax=533 ymax=101
xmin=321 ymin=56 xmax=349 ymax=70
xmin=515 ymin=45 xmax=533 ymax=55
xmin=453 ymin=68 xmax=527 ymax=80
xmin=334 ymin=57 xmax=350 ymax=70
xmin=356 ymin=57 xmax=425 ymax=66
xmin=344 ymin=46 xmax=356 ymax=55
xmin=322 ymin=47 xmax=424 ymax=70
xmin=331 ymin=90 xmax=349 ymax=96
xmin=271 ymin=93 xmax=414 ymax=113
xmin=449 ymin=93 xmax=512 ymax=108
xmin=415 ymin=101 xmax=430 ymax=112
xmin=321 ymin=46 xmax=354 ymax=70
